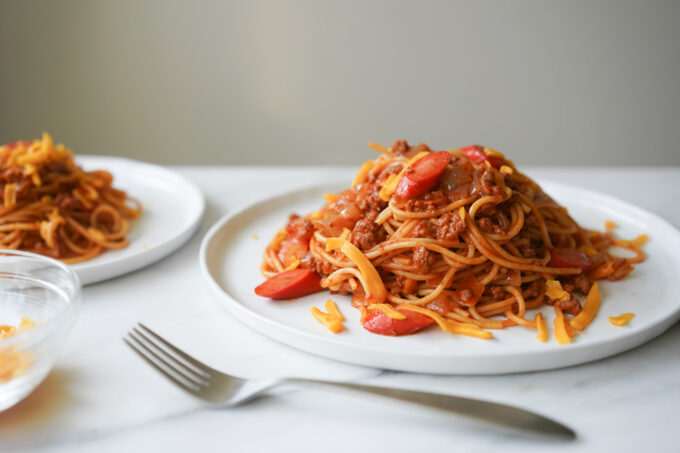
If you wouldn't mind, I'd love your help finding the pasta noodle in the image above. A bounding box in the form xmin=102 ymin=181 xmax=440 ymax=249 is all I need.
xmin=259 ymin=140 xmax=645 ymax=341
xmin=0 ymin=133 xmax=140 ymax=263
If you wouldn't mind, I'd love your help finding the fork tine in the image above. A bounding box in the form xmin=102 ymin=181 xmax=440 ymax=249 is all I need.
xmin=137 ymin=323 xmax=213 ymax=377
xmin=124 ymin=336 xmax=202 ymax=396
xmin=131 ymin=327 xmax=209 ymax=383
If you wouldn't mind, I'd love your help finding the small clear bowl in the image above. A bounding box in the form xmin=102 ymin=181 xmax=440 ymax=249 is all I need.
xmin=0 ymin=249 xmax=81 ymax=411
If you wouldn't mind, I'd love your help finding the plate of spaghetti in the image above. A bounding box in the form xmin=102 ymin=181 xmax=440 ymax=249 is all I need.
xmin=1 ymin=134 xmax=204 ymax=285
xmin=200 ymin=141 xmax=680 ymax=374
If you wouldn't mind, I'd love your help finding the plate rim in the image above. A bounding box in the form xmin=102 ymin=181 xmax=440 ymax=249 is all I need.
xmin=199 ymin=180 xmax=680 ymax=374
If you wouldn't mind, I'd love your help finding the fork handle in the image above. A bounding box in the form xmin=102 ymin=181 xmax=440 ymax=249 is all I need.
xmin=286 ymin=378 xmax=573 ymax=438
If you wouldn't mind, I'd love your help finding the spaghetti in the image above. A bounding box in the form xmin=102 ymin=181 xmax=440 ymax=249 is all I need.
xmin=0 ymin=133 xmax=140 ymax=263
xmin=257 ymin=140 xmax=645 ymax=340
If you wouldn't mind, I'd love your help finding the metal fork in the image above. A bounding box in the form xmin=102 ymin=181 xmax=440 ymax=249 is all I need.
xmin=124 ymin=323 xmax=575 ymax=439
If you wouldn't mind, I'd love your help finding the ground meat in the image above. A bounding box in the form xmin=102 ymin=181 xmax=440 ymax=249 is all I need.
xmin=351 ymin=218 xmax=384 ymax=250
xmin=521 ymin=247 xmax=537 ymax=258
xmin=573 ymin=274 xmax=592 ymax=294
xmin=524 ymin=280 xmax=544 ymax=299
xmin=285 ymin=214 xmax=314 ymax=242
xmin=477 ymin=217 xmax=502 ymax=235
xmin=412 ymin=221 xmax=435 ymax=239
xmin=436 ymin=211 xmax=466 ymax=241
xmin=562 ymin=274 xmax=593 ymax=295
xmin=356 ymin=186 xmax=385 ymax=216
xmin=490 ymin=286 xmax=507 ymax=300
xmin=412 ymin=245 xmax=435 ymax=273
xmin=0 ymin=168 xmax=23 ymax=184
xmin=391 ymin=140 xmax=409 ymax=156
xmin=404 ymin=190 xmax=448 ymax=212
xmin=474 ymin=168 xmax=504 ymax=197
xmin=557 ymin=298 xmax=582 ymax=316
xmin=307 ymin=255 xmax=335 ymax=276
xmin=608 ymin=257 xmax=635 ymax=281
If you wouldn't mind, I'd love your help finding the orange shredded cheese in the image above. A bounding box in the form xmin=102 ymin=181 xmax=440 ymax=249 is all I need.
xmin=605 ymin=220 xmax=618 ymax=230
xmin=545 ymin=280 xmax=570 ymax=302
xmin=4 ymin=183 xmax=17 ymax=208
xmin=499 ymin=165 xmax=514 ymax=175
xmin=554 ymin=310 xmax=572 ymax=345
xmin=310 ymin=299 xmax=345 ymax=333
xmin=283 ymin=259 xmax=301 ymax=272
xmin=447 ymin=320 xmax=494 ymax=339
xmin=571 ymin=282 xmax=601 ymax=331
xmin=0 ymin=317 xmax=36 ymax=382
xmin=323 ymin=193 xmax=339 ymax=204
xmin=327 ymin=238 xmax=386 ymax=303
xmin=577 ymin=245 xmax=598 ymax=257
xmin=368 ymin=142 xmax=391 ymax=153
xmin=378 ymin=174 xmax=399 ymax=201
xmin=535 ymin=313 xmax=548 ymax=343
xmin=397 ymin=304 xmax=493 ymax=339
xmin=310 ymin=210 xmax=324 ymax=220
xmin=352 ymin=160 xmax=375 ymax=187
xmin=609 ymin=312 xmax=635 ymax=327
xmin=367 ymin=304 xmax=406 ymax=320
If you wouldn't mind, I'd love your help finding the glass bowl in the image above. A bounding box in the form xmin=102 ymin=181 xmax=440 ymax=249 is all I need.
xmin=0 ymin=250 xmax=81 ymax=411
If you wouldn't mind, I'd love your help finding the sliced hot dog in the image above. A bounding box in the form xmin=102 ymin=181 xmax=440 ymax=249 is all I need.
xmin=549 ymin=248 xmax=593 ymax=270
xmin=255 ymin=268 xmax=322 ymax=299
xmin=395 ymin=150 xmax=451 ymax=199
xmin=460 ymin=145 xmax=503 ymax=168
xmin=362 ymin=308 xmax=434 ymax=336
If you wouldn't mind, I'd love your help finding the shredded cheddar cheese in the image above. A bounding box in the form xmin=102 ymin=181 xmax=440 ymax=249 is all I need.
xmin=554 ymin=310 xmax=572 ymax=345
xmin=323 ymin=193 xmax=338 ymax=204
xmin=577 ymin=245 xmax=598 ymax=257
xmin=310 ymin=210 xmax=324 ymax=220
xmin=535 ymin=313 xmax=548 ymax=342
xmin=605 ymin=220 xmax=618 ymax=230
xmin=378 ymin=174 xmax=399 ymax=201
xmin=0 ymin=317 xmax=36 ymax=382
xmin=368 ymin=304 xmax=406 ymax=320
xmin=397 ymin=304 xmax=493 ymax=339
xmin=4 ymin=183 xmax=17 ymax=208
xmin=545 ymin=280 xmax=571 ymax=302
xmin=499 ymin=165 xmax=514 ymax=175
xmin=327 ymin=237 xmax=386 ymax=303
xmin=310 ymin=299 xmax=345 ymax=333
xmin=570 ymin=282 xmax=601 ymax=331
xmin=368 ymin=142 xmax=391 ymax=153
xmin=609 ymin=312 xmax=635 ymax=327
xmin=283 ymin=259 xmax=301 ymax=272
xmin=352 ymin=160 xmax=375 ymax=187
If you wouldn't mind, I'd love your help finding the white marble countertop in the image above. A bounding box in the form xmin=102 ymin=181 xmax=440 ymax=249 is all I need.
xmin=1 ymin=166 xmax=678 ymax=453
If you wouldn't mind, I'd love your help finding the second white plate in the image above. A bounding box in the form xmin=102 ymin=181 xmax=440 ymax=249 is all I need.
xmin=200 ymin=181 xmax=680 ymax=374
xmin=72 ymin=156 xmax=204 ymax=285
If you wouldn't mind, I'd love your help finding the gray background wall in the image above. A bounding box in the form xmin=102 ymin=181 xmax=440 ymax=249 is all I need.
xmin=1 ymin=0 xmax=679 ymax=166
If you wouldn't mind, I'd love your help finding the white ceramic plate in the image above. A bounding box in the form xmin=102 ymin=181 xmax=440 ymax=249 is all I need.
xmin=200 ymin=181 xmax=680 ymax=374
xmin=71 ymin=156 xmax=204 ymax=285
